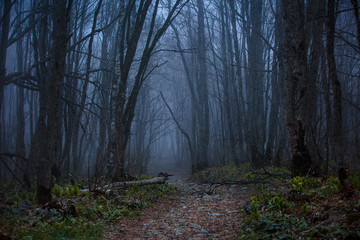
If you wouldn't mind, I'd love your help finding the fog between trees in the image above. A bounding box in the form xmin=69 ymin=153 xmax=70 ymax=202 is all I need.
xmin=0 ymin=0 xmax=360 ymax=199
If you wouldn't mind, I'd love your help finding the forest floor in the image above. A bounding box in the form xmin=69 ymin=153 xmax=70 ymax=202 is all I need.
xmin=102 ymin=177 xmax=252 ymax=240
xmin=1 ymin=164 xmax=359 ymax=239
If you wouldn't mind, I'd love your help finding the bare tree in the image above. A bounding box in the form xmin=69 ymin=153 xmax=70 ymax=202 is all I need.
xmin=106 ymin=0 xmax=188 ymax=181
xmin=36 ymin=0 xmax=73 ymax=204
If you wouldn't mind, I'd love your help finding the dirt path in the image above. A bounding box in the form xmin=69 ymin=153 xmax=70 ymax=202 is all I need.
xmin=102 ymin=177 xmax=252 ymax=240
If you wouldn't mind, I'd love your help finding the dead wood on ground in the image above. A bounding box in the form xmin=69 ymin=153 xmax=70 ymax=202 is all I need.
xmin=93 ymin=176 xmax=169 ymax=192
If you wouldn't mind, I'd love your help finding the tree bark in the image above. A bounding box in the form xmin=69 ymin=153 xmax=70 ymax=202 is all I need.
xmin=219 ymin=0 xmax=236 ymax=165
xmin=228 ymin=0 xmax=247 ymax=164
xmin=304 ymin=0 xmax=326 ymax=166
xmin=247 ymin=0 xmax=265 ymax=168
xmin=281 ymin=0 xmax=313 ymax=177
xmin=195 ymin=0 xmax=209 ymax=171
xmin=266 ymin=0 xmax=283 ymax=166
xmin=0 ymin=0 xmax=12 ymax=152
xmin=327 ymin=0 xmax=343 ymax=167
xmin=37 ymin=0 xmax=72 ymax=204
xmin=15 ymin=1 xmax=26 ymax=161
xmin=28 ymin=0 xmax=51 ymax=181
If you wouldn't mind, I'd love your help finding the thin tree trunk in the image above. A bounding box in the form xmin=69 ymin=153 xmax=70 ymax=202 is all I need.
xmin=62 ymin=0 xmax=87 ymax=175
xmin=15 ymin=1 xmax=26 ymax=160
xmin=219 ymin=0 xmax=236 ymax=164
xmin=28 ymin=0 xmax=50 ymax=180
xmin=72 ymin=0 xmax=102 ymax=175
xmin=228 ymin=0 xmax=246 ymax=163
xmin=107 ymin=0 xmax=187 ymax=180
xmin=195 ymin=0 xmax=209 ymax=171
xmin=327 ymin=0 xmax=343 ymax=166
xmin=0 ymin=0 xmax=12 ymax=152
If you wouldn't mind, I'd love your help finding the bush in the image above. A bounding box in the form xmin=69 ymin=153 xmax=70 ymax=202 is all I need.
xmin=52 ymin=184 xmax=63 ymax=197
xmin=290 ymin=176 xmax=321 ymax=192
xmin=64 ymin=184 xmax=79 ymax=198
xmin=318 ymin=176 xmax=341 ymax=197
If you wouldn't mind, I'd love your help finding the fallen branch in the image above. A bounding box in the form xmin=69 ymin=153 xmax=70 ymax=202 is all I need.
xmin=249 ymin=168 xmax=290 ymax=178
xmin=202 ymin=176 xmax=272 ymax=194
xmin=0 ymin=152 xmax=29 ymax=162
xmin=102 ymin=176 xmax=167 ymax=189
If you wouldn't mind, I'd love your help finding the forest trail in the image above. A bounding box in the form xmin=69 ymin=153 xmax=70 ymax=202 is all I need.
xmin=102 ymin=176 xmax=252 ymax=240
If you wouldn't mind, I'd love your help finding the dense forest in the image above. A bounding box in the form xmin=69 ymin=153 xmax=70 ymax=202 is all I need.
xmin=0 ymin=0 xmax=360 ymax=238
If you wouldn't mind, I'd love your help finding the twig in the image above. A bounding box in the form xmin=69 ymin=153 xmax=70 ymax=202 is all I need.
xmin=0 ymin=152 xmax=29 ymax=162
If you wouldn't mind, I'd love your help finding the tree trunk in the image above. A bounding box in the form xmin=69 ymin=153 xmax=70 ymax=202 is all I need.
xmin=228 ymin=0 xmax=247 ymax=164
xmin=107 ymin=0 xmax=187 ymax=181
xmin=304 ymin=0 xmax=326 ymax=166
xmin=195 ymin=0 xmax=209 ymax=171
xmin=15 ymin=1 xmax=26 ymax=161
xmin=247 ymin=0 xmax=265 ymax=168
xmin=95 ymin=6 xmax=114 ymax=178
xmin=28 ymin=0 xmax=50 ymax=182
xmin=37 ymin=0 xmax=72 ymax=205
xmin=0 ymin=0 xmax=12 ymax=152
xmin=72 ymin=0 xmax=102 ymax=175
xmin=327 ymin=0 xmax=343 ymax=167
xmin=62 ymin=0 xmax=87 ymax=176
xmin=281 ymin=0 xmax=312 ymax=177
xmin=219 ymin=0 xmax=236 ymax=164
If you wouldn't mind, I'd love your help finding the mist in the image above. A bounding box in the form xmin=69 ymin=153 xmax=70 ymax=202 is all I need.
xmin=1 ymin=0 xmax=359 ymax=188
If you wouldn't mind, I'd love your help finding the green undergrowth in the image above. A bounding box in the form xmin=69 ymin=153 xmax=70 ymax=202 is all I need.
xmin=0 ymin=177 xmax=177 ymax=240
xmin=194 ymin=162 xmax=290 ymax=183
xmin=238 ymin=174 xmax=360 ymax=240
xmin=194 ymin=162 xmax=249 ymax=182
xmin=194 ymin=163 xmax=360 ymax=239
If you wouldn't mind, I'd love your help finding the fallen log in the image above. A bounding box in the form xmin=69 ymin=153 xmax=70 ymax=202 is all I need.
xmin=201 ymin=176 xmax=272 ymax=194
xmin=80 ymin=175 xmax=171 ymax=194
xmin=103 ymin=176 xmax=167 ymax=189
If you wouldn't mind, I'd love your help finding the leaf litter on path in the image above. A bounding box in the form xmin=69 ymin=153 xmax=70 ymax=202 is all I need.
xmin=102 ymin=180 xmax=252 ymax=240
